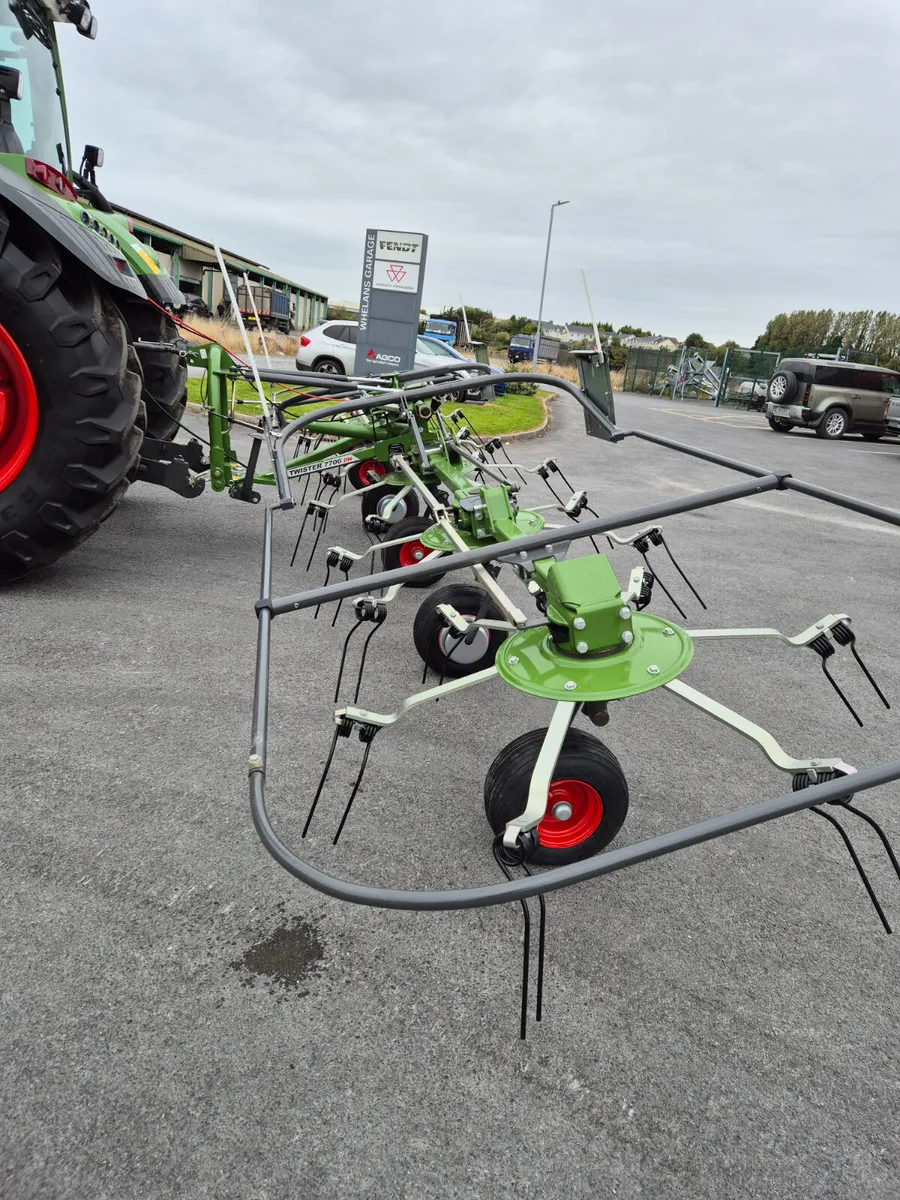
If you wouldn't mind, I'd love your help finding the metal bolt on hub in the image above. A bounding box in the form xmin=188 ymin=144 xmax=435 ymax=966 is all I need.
xmin=564 ymin=681 xmax=577 ymax=691
xmin=647 ymin=664 xmax=660 ymax=675
xmin=551 ymin=801 xmax=573 ymax=821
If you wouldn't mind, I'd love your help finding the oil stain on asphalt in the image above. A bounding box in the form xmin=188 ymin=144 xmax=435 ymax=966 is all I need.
xmin=231 ymin=913 xmax=325 ymax=1000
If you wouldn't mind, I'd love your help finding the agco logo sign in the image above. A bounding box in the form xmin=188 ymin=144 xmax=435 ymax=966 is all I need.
xmin=366 ymin=349 xmax=402 ymax=365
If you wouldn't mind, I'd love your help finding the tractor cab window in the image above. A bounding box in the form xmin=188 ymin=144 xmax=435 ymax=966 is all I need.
xmin=0 ymin=4 xmax=68 ymax=167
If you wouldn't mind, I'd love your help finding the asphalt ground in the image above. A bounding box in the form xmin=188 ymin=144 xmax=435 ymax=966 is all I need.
xmin=2 ymin=390 xmax=899 ymax=1199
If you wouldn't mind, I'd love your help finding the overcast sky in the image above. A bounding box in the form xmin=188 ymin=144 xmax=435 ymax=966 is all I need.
xmin=62 ymin=0 xmax=899 ymax=344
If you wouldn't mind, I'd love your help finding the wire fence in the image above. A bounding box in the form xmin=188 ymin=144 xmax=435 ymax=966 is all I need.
xmin=622 ymin=347 xmax=681 ymax=394
xmin=715 ymin=348 xmax=781 ymax=408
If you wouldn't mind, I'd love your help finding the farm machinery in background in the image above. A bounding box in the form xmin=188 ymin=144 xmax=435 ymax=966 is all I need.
xmin=221 ymin=280 xmax=292 ymax=334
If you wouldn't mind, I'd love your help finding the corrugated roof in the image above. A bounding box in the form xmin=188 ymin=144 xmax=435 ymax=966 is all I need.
xmin=113 ymin=203 xmax=327 ymax=299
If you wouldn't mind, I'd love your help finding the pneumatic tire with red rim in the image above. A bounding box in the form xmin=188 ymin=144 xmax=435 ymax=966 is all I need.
xmin=0 ymin=202 xmax=143 ymax=583
xmin=484 ymin=727 xmax=629 ymax=865
xmin=380 ymin=515 xmax=445 ymax=588
xmin=412 ymin=583 xmax=507 ymax=677
xmin=348 ymin=457 xmax=386 ymax=490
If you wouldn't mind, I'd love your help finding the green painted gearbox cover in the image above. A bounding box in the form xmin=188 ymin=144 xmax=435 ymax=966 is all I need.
xmin=419 ymin=509 xmax=546 ymax=552
xmin=496 ymin=614 xmax=693 ymax=701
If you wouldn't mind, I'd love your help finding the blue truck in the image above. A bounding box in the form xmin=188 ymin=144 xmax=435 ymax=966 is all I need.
xmin=234 ymin=282 xmax=292 ymax=334
xmin=508 ymin=333 xmax=561 ymax=364
xmin=423 ymin=317 xmax=458 ymax=346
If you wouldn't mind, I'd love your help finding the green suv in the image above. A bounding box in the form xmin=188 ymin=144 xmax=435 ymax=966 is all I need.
xmin=766 ymin=359 xmax=900 ymax=440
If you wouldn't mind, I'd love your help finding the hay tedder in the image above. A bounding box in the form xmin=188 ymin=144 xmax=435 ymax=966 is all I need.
xmin=176 ymin=334 xmax=900 ymax=1037
xmin=3 ymin=3 xmax=899 ymax=1040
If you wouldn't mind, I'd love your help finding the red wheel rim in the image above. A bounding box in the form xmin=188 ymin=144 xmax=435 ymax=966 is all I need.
xmin=538 ymin=779 xmax=604 ymax=849
xmin=0 ymin=322 xmax=39 ymax=492
xmin=398 ymin=538 xmax=428 ymax=567
xmin=356 ymin=459 xmax=386 ymax=485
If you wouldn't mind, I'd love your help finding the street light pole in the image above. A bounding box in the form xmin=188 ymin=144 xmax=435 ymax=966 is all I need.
xmin=532 ymin=199 xmax=569 ymax=373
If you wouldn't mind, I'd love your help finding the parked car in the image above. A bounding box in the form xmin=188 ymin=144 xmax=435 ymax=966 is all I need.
xmin=417 ymin=336 xmax=507 ymax=398
xmin=765 ymin=359 xmax=900 ymax=439
xmin=736 ymin=378 xmax=768 ymax=408
xmin=885 ymin=396 xmax=900 ymax=437
xmin=295 ymin=321 xmax=505 ymax=400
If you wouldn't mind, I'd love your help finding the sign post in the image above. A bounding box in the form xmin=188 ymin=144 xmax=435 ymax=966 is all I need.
xmin=355 ymin=229 xmax=428 ymax=376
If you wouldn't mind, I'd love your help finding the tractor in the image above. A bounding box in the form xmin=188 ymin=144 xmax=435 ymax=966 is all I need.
xmin=0 ymin=0 xmax=187 ymax=583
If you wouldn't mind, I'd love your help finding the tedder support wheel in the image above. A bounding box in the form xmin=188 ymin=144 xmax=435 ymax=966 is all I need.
xmin=361 ymin=483 xmax=420 ymax=526
xmin=0 ymin=203 xmax=143 ymax=583
xmin=348 ymin=457 xmax=387 ymax=490
xmin=381 ymin=515 xmax=445 ymax=588
xmin=121 ymin=300 xmax=187 ymax=440
xmin=413 ymin=583 xmax=508 ymax=677
xmin=484 ymin=727 xmax=629 ymax=866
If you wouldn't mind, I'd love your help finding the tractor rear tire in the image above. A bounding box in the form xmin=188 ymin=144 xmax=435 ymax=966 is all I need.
xmin=121 ymin=300 xmax=187 ymax=440
xmin=0 ymin=203 xmax=144 ymax=583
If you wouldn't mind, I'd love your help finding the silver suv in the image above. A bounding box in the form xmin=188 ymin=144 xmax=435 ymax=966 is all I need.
xmin=766 ymin=359 xmax=900 ymax=440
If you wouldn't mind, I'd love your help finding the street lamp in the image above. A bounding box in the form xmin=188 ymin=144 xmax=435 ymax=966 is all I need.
xmin=532 ymin=200 xmax=569 ymax=373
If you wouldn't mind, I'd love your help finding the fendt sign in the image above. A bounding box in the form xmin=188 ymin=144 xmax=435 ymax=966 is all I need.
xmin=355 ymin=228 xmax=428 ymax=376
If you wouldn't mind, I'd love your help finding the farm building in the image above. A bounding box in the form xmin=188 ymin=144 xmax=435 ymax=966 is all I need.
xmin=112 ymin=204 xmax=328 ymax=331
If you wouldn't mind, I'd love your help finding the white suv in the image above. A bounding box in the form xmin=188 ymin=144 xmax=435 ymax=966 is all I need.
xmin=295 ymin=321 xmax=361 ymax=374
xmin=295 ymin=321 xmax=504 ymax=400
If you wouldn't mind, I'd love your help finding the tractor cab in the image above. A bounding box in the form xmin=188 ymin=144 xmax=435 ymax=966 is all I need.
xmin=0 ymin=1 xmax=96 ymax=193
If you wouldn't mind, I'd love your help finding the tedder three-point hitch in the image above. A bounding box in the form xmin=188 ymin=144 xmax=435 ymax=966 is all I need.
xmin=188 ymin=342 xmax=900 ymax=1038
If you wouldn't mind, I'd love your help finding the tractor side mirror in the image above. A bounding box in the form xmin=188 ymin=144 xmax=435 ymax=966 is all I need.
xmin=79 ymin=144 xmax=104 ymax=186
xmin=82 ymin=144 xmax=104 ymax=171
xmin=0 ymin=67 xmax=23 ymax=101
xmin=65 ymin=3 xmax=99 ymax=39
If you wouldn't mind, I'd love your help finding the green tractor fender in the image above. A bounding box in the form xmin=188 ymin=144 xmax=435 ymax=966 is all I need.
xmin=0 ymin=159 xmax=148 ymax=301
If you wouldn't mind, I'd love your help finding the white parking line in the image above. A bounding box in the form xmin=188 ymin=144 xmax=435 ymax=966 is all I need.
xmin=658 ymin=477 xmax=900 ymax=537
xmin=650 ymin=406 xmax=761 ymax=428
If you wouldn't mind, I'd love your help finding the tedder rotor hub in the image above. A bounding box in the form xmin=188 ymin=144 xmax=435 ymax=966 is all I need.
xmin=497 ymin=553 xmax=694 ymax=701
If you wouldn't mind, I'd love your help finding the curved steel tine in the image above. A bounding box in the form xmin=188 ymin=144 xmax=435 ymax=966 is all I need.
xmin=811 ymin=806 xmax=891 ymax=933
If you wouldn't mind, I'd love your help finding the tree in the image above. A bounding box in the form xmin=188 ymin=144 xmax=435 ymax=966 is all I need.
xmin=617 ymin=324 xmax=652 ymax=338
xmin=568 ymin=318 xmax=613 ymax=332
xmin=606 ymin=337 xmax=628 ymax=370
xmin=753 ymin=307 xmax=900 ymax=362
xmin=712 ymin=340 xmax=739 ymax=365
xmin=684 ymin=332 xmax=707 ymax=349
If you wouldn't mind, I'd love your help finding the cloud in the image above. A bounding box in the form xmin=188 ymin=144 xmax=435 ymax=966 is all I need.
xmin=59 ymin=0 xmax=900 ymax=342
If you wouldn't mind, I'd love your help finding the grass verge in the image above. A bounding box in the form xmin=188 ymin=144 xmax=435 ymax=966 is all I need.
xmin=185 ymin=378 xmax=548 ymax=437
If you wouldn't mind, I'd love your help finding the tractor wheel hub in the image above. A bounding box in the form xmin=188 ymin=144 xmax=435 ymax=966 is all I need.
xmin=0 ymin=322 xmax=39 ymax=492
